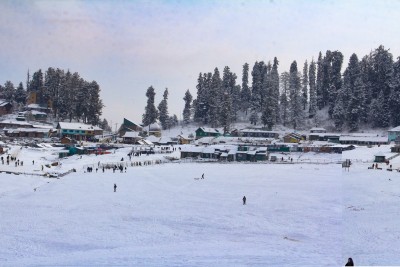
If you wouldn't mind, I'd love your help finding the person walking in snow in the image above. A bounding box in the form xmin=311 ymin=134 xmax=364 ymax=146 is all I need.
xmin=243 ymin=196 xmax=246 ymax=205
xmin=114 ymin=183 xmax=117 ymax=192
xmin=345 ymin=257 xmax=354 ymax=266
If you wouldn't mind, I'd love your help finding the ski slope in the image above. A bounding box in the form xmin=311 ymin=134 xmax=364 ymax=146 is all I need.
xmin=0 ymin=145 xmax=399 ymax=266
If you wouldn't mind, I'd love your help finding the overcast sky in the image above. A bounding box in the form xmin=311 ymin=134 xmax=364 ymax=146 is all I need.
xmin=1 ymin=0 xmax=399 ymax=128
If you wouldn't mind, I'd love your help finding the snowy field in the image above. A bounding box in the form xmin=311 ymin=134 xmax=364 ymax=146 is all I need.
xmin=0 ymin=145 xmax=399 ymax=266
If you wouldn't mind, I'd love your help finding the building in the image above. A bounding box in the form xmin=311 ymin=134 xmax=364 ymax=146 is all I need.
xmin=339 ymin=134 xmax=388 ymax=146
xmin=388 ymin=126 xmax=400 ymax=142
xmin=310 ymin=127 xmax=327 ymax=133
xmin=233 ymin=128 xmax=279 ymax=138
xmin=0 ymin=119 xmax=34 ymax=129
xmin=195 ymin=127 xmax=221 ymax=139
xmin=308 ymin=133 xmax=341 ymax=142
xmin=0 ymin=100 xmax=12 ymax=115
xmin=177 ymin=134 xmax=193 ymax=145
xmin=122 ymin=131 xmax=142 ymax=144
xmin=118 ymin=118 xmax=143 ymax=137
xmin=283 ymin=133 xmax=305 ymax=143
xmin=146 ymin=123 xmax=162 ymax=137
xmin=57 ymin=122 xmax=103 ymax=141
xmin=4 ymin=128 xmax=50 ymax=138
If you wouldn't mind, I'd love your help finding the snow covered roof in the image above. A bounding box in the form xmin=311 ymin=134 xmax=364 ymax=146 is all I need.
xmin=240 ymin=129 xmax=279 ymax=134
xmin=374 ymin=151 xmax=386 ymax=157
xmin=310 ymin=127 xmax=326 ymax=131
xmin=122 ymin=131 xmax=140 ymax=138
xmin=0 ymin=119 xmax=33 ymax=126
xmin=388 ymin=126 xmax=400 ymax=132
xmin=195 ymin=136 xmax=217 ymax=145
xmin=144 ymin=123 xmax=161 ymax=131
xmin=57 ymin=122 xmax=102 ymax=131
xmin=180 ymin=146 xmax=203 ymax=153
xmin=142 ymin=140 xmax=154 ymax=145
xmin=339 ymin=136 xmax=388 ymax=142
xmin=146 ymin=135 xmax=160 ymax=143
xmin=308 ymin=132 xmax=341 ymax=137
xmin=5 ymin=128 xmax=50 ymax=133
xmin=0 ymin=101 xmax=11 ymax=107
xmin=202 ymin=147 xmax=215 ymax=153
xmin=198 ymin=127 xmax=220 ymax=134
xmin=159 ymin=137 xmax=173 ymax=144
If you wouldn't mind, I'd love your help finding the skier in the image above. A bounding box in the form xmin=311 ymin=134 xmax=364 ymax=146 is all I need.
xmin=201 ymin=173 xmax=204 ymax=179
xmin=345 ymin=257 xmax=354 ymax=266
xmin=243 ymin=196 xmax=246 ymax=205
xmin=114 ymin=183 xmax=117 ymax=192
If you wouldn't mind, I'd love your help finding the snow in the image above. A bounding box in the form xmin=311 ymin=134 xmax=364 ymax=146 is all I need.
xmin=0 ymin=143 xmax=399 ymax=265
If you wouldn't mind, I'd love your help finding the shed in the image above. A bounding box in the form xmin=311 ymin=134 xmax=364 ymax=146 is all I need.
xmin=374 ymin=152 xmax=386 ymax=163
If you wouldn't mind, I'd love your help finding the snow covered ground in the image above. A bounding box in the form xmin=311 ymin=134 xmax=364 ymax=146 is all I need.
xmin=0 ymin=144 xmax=399 ymax=266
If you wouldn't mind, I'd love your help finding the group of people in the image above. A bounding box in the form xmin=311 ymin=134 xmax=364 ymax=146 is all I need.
xmin=1 ymin=155 xmax=23 ymax=166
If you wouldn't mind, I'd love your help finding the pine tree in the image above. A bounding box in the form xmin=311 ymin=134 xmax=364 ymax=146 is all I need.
xmin=158 ymin=88 xmax=169 ymax=129
xmin=321 ymin=51 xmax=332 ymax=111
xmin=389 ymin=57 xmax=400 ymax=126
xmin=249 ymin=111 xmax=258 ymax=125
xmin=316 ymin=52 xmax=324 ymax=109
xmin=240 ymin=63 xmax=251 ymax=114
xmin=100 ymin=118 xmax=112 ymax=132
xmin=15 ymin=82 xmax=27 ymax=104
xmin=370 ymin=90 xmax=389 ymax=128
xmin=345 ymin=54 xmax=364 ymax=131
xmin=328 ymin=51 xmax=344 ymax=118
xmin=86 ymin=81 xmax=103 ymax=125
xmin=208 ymin=68 xmax=221 ymax=127
xmin=332 ymin=88 xmax=346 ymax=131
xmin=193 ymin=73 xmax=206 ymax=123
xmin=369 ymin=45 xmax=393 ymax=125
xmin=271 ymin=57 xmax=280 ymax=124
xmin=308 ymin=60 xmax=317 ymax=118
xmin=3 ymin=81 xmax=15 ymax=102
xmin=169 ymin=114 xmax=179 ymax=128
xmin=142 ymin=86 xmax=159 ymax=126
xmin=250 ymin=61 xmax=262 ymax=113
xmin=183 ymin=89 xmax=192 ymax=125
xmin=301 ymin=60 xmax=308 ymax=111
xmin=221 ymin=66 xmax=237 ymax=124
xmin=280 ymin=72 xmax=290 ymax=126
xmin=288 ymin=61 xmax=303 ymax=129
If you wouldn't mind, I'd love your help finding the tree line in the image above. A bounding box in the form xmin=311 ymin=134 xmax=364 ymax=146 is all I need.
xmin=0 ymin=67 xmax=106 ymax=127
xmin=160 ymin=45 xmax=399 ymax=132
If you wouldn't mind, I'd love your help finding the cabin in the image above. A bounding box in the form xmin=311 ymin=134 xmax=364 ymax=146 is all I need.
xmin=0 ymin=120 xmax=34 ymax=129
xmin=195 ymin=127 xmax=221 ymax=139
xmin=180 ymin=146 xmax=203 ymax=159
xmin=283 ymin=133 xmax=305 ymax=143
xmin=390 ymin=145 xmax=400 ymax=153
xmin=339 ymin=134 xmax=388 ymax=146
xmin=3 ymin=128 xmax=50 ymax=138
xmin=122 ymin=131 xmax=142 ymax=144
xmin=144 ymin=123 xmax=162 ymax=137
xmin=118 ymin=118 xmax=143 ymax=137
xmin=61 ymin=137 xmax=76 ymax=145
xmin=388 ymin=126 xmax=400 ymax=142
xmin=267 ymin=143 xmax=290 ymax=152
xmin=374 ymin=152 xmax=386 ymax=163
xmin=57 ymin=122 xmax=103 ymax=141
xmin=310 ymin=127 xmax=326 ymax=133
xmin=236 ymin=129 xmax=279 ymax=139
xmin=0 ymin=100 xmax=13 ymax=115
xmin=308 ymin=133 xmax=341 ymax=142
xmin=24 ymin=103 xmax=52 ymax=114
xmin=177 ymin=134 xmax=193 ymax=145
